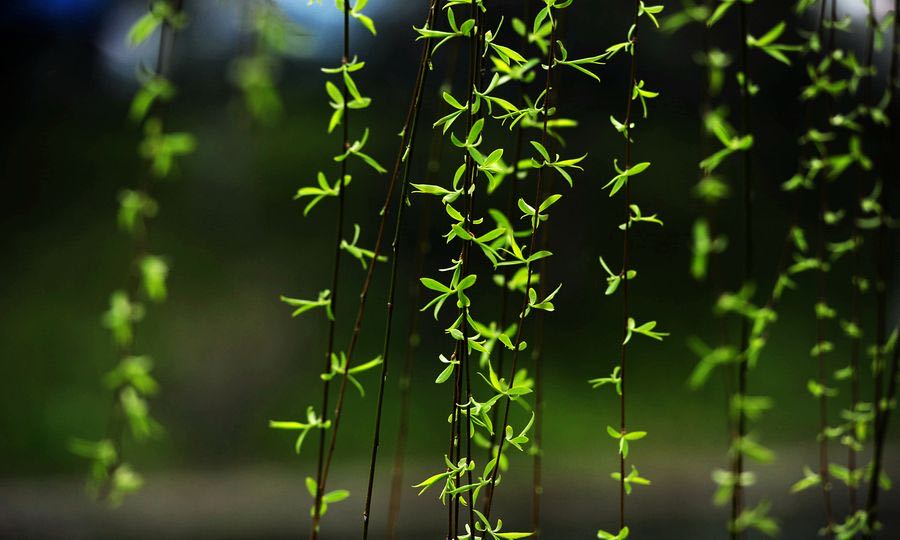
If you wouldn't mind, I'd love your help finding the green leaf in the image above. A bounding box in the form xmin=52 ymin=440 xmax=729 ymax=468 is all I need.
xmin=530 ymin=141 xmax=551 ymax=162
xmin=127 ymin=11 xmax=162 ymax=47
xmin=322 ymin=489 xmax=350 ymax=503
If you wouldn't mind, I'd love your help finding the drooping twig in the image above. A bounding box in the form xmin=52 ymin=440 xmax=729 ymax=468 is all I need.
xmin=484 ymin=1 xmax=533 ymax=494
xmin=448 ymin=1 xmax=484 ymax=535
xmin=812 ymin=2 xmax=838 ymax=535
xmin=310 ymin=2 xmax=352 ymax=537
xmin=612 ymin=1 xmax=642 ymax=531
xmin=360 ymin=2 xmax=440 ymax=538
xmin=312 ymin=1 xmax=443 ymax=536
xmin=483 ymin=17 xmax=559 ymax=522
xmin=531 ymin=170 xmax=553 ymax=537
xmin=845 ymin=0 xmax=879 ymax=512
xmin=731 ymin=2 xmax=753 ymax=536
xmin=385 ymin=43 xmax=459 ymax=540
xmin=97 ymin=0 xmax=185 ymax=503
xmin=863 ymin=2 xmax=899 ymax=530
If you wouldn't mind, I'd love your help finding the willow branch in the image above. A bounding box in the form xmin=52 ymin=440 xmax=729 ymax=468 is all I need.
xmin=360 ymin=2 xmax=440 ymax=538
xmin=731 ymin=2 xmax=753 ymax=536
xmin=483 ymin=18 xmax=558 ymax=522
xmin=97 ymin=0 xmax=184 ymax=503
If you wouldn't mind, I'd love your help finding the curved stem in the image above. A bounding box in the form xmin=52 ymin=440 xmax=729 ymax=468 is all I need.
xmin=814 ymin=172 xmax=835 ymax=538
xmin=731 ymin=2 xmax=752 ymax=537
xmin=448 ymin=2 xmax=484 ymax=536
xmin=843 ymin=0 xmax=881 ymax=518
xmin=484 ymin=1 xmax=533 ymax=494
xmin=813 ymin=2 xmax=838 ymax=536
xmin=360 ymin=2 xmax=439 ymax=538
xmin=531 ymin=170 xmax=553 ymax=537
xmin=483 ymin=18 xmax=558 ymax=522
xmin=619 ymin=0 xmax=641 ymax=529
xmin=863 ymin=2 xmax=898 ymax=528
xmin=311 ymin=1 xmax=352 ymax=537
xmin=97 ymin=0 xmax=184 ymax=503
xmin=385 ymin=45 xmax=458 ymax=540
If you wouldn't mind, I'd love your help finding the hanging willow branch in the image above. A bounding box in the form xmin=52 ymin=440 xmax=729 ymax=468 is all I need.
xmin=70 ymin=0 xmax=193 ymax=507
xmin=384 ymin=42 xmax=459 ymax=540
xmin=360 ymin=1 xmax=440 ymax=538
xmin=862 ymin=0 xmax=900 ymax=534
xmin=309 ymin=2 xmax=354 ymax=537
xmin=483 ymin=7 xmax=560 ymax=524
xmin=266 ymin=1 xmax=384 ymax=537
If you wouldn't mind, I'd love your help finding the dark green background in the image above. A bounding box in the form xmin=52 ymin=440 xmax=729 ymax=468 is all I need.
xmin=1 ymin=0 xmax=897 ymax=538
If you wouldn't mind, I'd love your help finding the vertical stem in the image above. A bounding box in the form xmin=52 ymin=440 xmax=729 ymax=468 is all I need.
xmin=616 ymin=1 xmax=641 ymax=532
xmin=97 ymin=0 xmax=184 ymax=503
xmin=863 ymin=328 xmax=898 ymax=538
xmin=698 ymin=0 xmax=735 ymax=444
xmin=385 ymin=47 xmax=458 ymax=540
xmin=813 ymin=2 xmax=837 ymax=536
xmin=311 ymin=2 xmax=351 ymax=537
xmin=863 ymin=3 xmax=898 ymax=529
xmin=318 ymin=1 xmax=442 ymax=532
xmin=447 ymin=3 xmax=483 ymax=537
xmin=458 ymin=2 xmax=484 ymax=535
xmin=447 ymin=343 xmax=462 ymax=539
xmin=730 ymin=2 xmax=753 ymax=539
xmin=485 ymin=1 xmax=533 ymax=491
xmin=815 ymin=174 xmax=835 ymax=538
xmin=483 ymin=18 xmax=558 ymax=522
xmin=847 ymin=0 xmax=878 ymax=517
xmin=530 ymin=35 xmax=562 ymax=532
xmin=731 ymin=2 xmax=752 ymax=537
xmin=360 ymin=3 xmax=439 ymax=539
xmin=531 ymin=172 xmax=553 ymax=537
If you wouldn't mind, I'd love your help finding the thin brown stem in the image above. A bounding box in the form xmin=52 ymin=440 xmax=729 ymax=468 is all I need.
xmin=731 ymin=2 xmax=753 ymax=537
xmin=863 ymin=4 xmax=898 ymax=526
xmin=812 ymin=2 xmax=838 ymax=536
xmin=97 ymin=0 xmax=184 ymax=503
xmin=310 ymin=1 xmax=352 ymax=537
xmin=456 ymin=2 xmax=484 ymax=536
xmin=814 ymin=176 xmax=836 ymax=538
xmin=445 ymin=2 xmax=483 ymax=537
xmin=846 ymin=0 xmax=879 ymax=517
xmin=484 ymin=2 xmax=533 ymax=495
xmin=863 ymin=326 xmax=899 ymax=539
xmin=483 ymin=18 xmax=558 ymax=522
xmin=360 ymin=2 xmax=439 ymax=539
xmin=531 ymin=171 xmax=552 ymax=537
xmin=613 ymin=1 xmax=641 ymax=532
xmin=385 ymin=45 xmax=458 ymax=540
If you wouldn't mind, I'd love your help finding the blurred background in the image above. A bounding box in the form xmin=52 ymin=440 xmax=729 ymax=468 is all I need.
xmin=1 ymin=0 xmax=898 ymax=538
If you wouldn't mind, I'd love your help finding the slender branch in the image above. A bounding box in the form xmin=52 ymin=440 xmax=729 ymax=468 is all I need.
xmin=845 ymin=0 xmax=880 ymax=516
xmin=731 ymin=2 xmax=752 ymax=536
xmin=814 ymin=167 xmax=836 ymax=538
xmin=863 ymin=3 xmax=899 ymax=529
xmin=611 ymin=1 xmax=643 ymax=532
xmin=531 ymin=21 xmax=563 ymax=535
xmin=484 ymin=0 xmax=533 ymax=492
xmin=483 ymin=18 xmax=558 ymax=522
xmin=812 ymin=2 xmax=838 ymax=535
xmin=449 ymin=2 xmax=484 ymax=536
xmin=698 ymin=0 xmax=735 ymax=446
xmin=385 ymin=45 xmax=459 ymax=540
xmin=447 ymin=343 xmax=462 ymax=539
xmin=312 ymin=1 xmax=451 ymax=536
xmin=97 ymin=0 xmax=184 ymax=503
xmin=310 ymin=2 xmax=352 ymax=537
xmin=360 ymin=2 xmax=439 ymax=538
xmin=531 ymin=171 xmax=552 ymax=537
xmin=863 ymin=327 xmax=899 ymax=538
